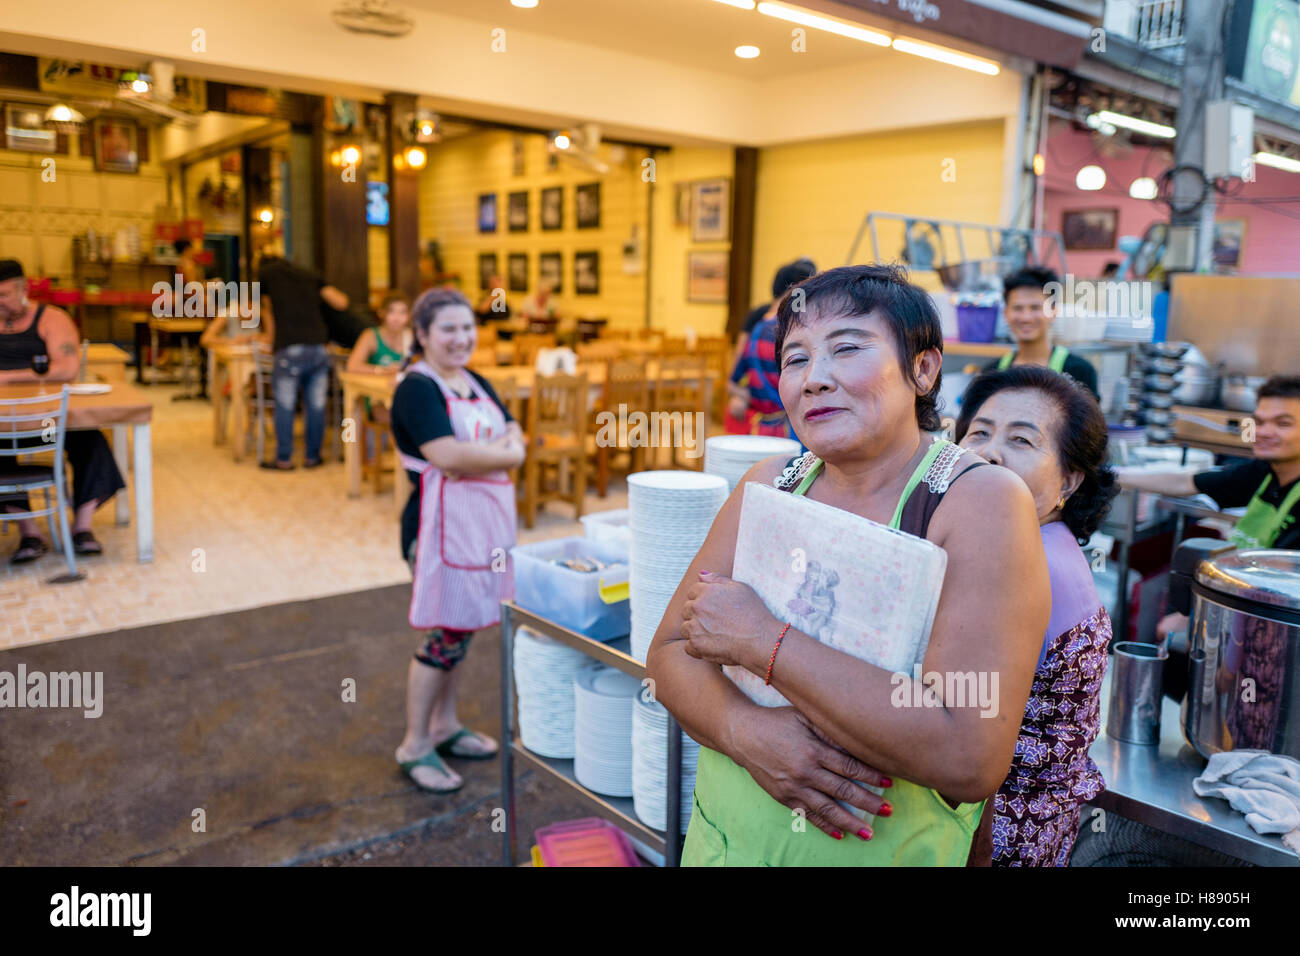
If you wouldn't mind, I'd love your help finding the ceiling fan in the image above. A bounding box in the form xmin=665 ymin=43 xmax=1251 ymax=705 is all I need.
xmin=332 ymin=0 xmax=415 ymax=37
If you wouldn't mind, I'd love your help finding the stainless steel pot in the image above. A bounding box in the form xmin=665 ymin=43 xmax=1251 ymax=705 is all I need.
xmin=1182 ymin=549 xmax=1300 ymax=761
xmin=1173 ymin=371 xmax=1219 ymax=407
xmin=1222 ymin=375 xmax=1266 ymax=413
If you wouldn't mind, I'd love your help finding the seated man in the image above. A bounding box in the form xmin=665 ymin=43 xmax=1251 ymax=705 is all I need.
xmin=0 ymin=259 xmax=125 ymax=562
xmin=1117 ymin=374 xmax=1300 ymax=641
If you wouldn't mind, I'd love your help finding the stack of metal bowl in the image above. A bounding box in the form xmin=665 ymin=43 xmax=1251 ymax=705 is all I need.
xmin=1139 ymin=342 xmax=1192 ymax=443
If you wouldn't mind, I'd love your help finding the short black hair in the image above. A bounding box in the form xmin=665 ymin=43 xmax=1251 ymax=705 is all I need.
xmin=1258 ymin=375 xmax=1300 ymax=401
xmin=1003 ymin=266 xmax=1060 ymax=302
xmin=772 ymin=258 xmax=816 ymax=299
xmin=955 ymin=366 xmax=1117 ymax=544
xmin=773 ymin=263 xmax=943 ymax=432
xmin=174 ymin=239 xmax=192 ymax=255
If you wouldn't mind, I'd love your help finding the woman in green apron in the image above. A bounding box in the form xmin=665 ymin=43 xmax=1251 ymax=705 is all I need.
xmin=989 ymin=268 xmax=1099 ymax=399
xmin=645 ymin=264 xmax=1052 ymax=865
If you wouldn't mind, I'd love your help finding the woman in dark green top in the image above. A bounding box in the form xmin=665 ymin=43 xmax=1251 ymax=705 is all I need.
xmin=347 ymin=292 xmax=412 ymax=425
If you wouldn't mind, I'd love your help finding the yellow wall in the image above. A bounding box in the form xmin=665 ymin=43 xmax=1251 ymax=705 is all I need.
xmin=0 ymin=124 xmax=167 ymax=281
xmin=648 ymin=145 xmax=734 ymax=337
xmin=418 ymin=130 xmax=651 ymax=330
xmin=752 ymin=120 xmax=1010 ymax=301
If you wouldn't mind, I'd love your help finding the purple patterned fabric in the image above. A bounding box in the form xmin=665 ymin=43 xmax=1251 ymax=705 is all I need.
xmin=992 ymin=523 xmax=1112 ymax=867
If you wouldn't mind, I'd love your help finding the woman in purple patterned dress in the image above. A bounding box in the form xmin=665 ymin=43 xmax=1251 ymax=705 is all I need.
xmin=956 ymin=366 xmax=1119 ymax=866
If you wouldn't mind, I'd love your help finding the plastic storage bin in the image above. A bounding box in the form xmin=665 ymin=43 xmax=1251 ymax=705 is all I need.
xmin=534 ymin=817 xmax=640 ymax=867
xmin=511 ymin=536 xmax=630 ymax=641
xmin=579 ymin=509 xmax=631 ymax=557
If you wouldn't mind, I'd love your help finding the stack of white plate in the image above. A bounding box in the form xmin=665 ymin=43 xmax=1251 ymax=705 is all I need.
xmin=631 ymin=695 xmax=700 ymax=834
xmin=627 ymin=471 xmax=729 ymax=661
xmin=513 ymin=626 xmax=588 ymax=759
xmin=573 ymin=664 xmax=641 ymax=797
xmin=704 ymin=435 xmax=801 ymax=491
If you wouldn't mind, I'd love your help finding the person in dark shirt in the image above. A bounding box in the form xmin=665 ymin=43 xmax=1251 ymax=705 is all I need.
xmin=255 ymin=253 xmax=350 ymax=469
xmin=730 ymin=258 xmax=816 ymax=372
xmin=985 ymin=267 xmax=1099 ymax=401
xmin=0 ymin=258 xmax=125 ymax=562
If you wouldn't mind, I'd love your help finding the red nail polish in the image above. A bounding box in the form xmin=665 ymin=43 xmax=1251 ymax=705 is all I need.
xmin=880 ymin=777 xmax=893 ymax=788
xmin=857 ymin=828 xmax=872 ymax=840
xmin=831 ymin=830 xmax=843 ymax=840
xmin=878 ymin=802 xmax=893 ymax=817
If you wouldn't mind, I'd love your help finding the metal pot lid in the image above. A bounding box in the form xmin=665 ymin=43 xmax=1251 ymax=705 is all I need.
xmin=1196 ymin=549 xmax=1300 ymax=610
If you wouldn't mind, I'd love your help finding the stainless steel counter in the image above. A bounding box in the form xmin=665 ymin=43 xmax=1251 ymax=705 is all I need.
xmin=1089 ymin=668 xmax=1299 ymax=866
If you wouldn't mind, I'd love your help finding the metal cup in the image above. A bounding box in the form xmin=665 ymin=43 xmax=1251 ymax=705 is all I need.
xmin=1107 ymin=641 xmax=1166 ymax=745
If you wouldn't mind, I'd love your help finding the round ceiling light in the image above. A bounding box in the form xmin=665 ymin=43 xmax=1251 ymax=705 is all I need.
xmin=1075 ymin=165 xmax=1106 ymax=191
xmin=1129 ymin=176 xmax=1158 ymax=200
xmin=511 ymin=0 xmax=539 ymax=8
xmin=735 ymin=45 xmax=760 ymax=59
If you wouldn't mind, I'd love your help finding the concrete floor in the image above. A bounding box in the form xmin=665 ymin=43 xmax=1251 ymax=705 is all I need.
xmin=0 ymin=584 xmax=597 ymax=866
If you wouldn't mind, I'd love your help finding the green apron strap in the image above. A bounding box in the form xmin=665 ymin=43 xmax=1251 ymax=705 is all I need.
xmin=1049 ymin=346 xmax=1068 ymax=372
xmin=791 ymin=458 xmax=823 ymax=496
xmin=1230 ymin=473 xmax=1300 ymax=548
xmin=996 ymin=351 xmax=1014 ymax=370
xmin=888 ymin=439 xmax=949 ymax=530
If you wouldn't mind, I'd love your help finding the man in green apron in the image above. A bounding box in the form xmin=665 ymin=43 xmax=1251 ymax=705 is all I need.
xmin=986 ymin=267 xmax=1099 ymax=399
xmin=1117 ymin=375 xmax=1300 ymax=639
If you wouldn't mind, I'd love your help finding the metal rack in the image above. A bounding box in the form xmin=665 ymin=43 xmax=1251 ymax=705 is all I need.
xmin=500 ymin=602 xmax=685 ymax=867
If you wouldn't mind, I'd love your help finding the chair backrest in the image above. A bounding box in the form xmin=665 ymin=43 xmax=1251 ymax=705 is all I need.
xmin=0 ymin=387 xmax=71 ymax=459
xmin=513 ymin=333 xmax=557 ymax=367
xmin=468 ymin=345 xmax=498 ymax=368
xmin=251 ymin=342 xmax=276 ymax=408
xmin=477 ymin=325 xmax=499 ymax=348
xmin=526 ymin=373 xmax=587 ymax=441
xmin=654 ymin=355 xmax=708 ymax=413
xmin=602 ymin=357 xmax=650 ymax=418
xmin=575 ymin=340 xmax=621 ymax=363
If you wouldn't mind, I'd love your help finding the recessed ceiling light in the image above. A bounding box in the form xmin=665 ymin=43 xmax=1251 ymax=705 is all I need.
xmin=735 ymin=45 xmax=761 ymax=59
xmin=553 ymin=133 xmax=571 ymax=149
xmin=511 ymin=0 xmax=539 ymax=9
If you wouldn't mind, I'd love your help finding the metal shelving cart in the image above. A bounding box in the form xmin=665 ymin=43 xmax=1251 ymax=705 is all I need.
xmin=500 ymin=601 xmax=685 ymax=867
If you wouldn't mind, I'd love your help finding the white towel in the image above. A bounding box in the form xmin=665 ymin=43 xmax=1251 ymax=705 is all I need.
xmin=1192 ymin=749 xmax=1300 ymax=856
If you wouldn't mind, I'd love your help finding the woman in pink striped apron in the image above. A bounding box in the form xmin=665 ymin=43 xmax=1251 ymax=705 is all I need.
xmin=389 ymin=288 xmax=525 ymax=793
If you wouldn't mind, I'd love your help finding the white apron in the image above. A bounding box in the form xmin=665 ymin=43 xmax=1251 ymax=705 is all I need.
xmin=399 ymin=362 xmax=516 ymax=631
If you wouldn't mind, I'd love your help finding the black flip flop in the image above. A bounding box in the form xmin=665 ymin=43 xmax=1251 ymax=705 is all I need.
xmin=72 ymin=531 xmax=103 ymax=555
xmin=9 ymin=536 xmax=47 ymax=565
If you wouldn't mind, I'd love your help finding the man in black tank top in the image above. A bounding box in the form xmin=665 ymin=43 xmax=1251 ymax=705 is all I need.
xmin=0 ymin=259 xmax=125 ymax=562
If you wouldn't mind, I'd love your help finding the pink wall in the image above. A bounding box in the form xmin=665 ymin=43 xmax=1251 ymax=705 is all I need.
xmin=1040 ymin=123 xmax=1300 ymax=277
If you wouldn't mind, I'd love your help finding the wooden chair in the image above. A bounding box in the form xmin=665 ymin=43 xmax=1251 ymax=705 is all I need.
xmin=512 ymin=333 xmax=557 ymax=368
xmin=697 ymin=336 xmax=733 ymax=421
xmin=575 ymin=340 xmax=622 ymax=363
xmin=521 ymin=372 xmax=588 ymax=528
xmin=652 ymin=355 xmax=710 ymax=470
xmin=590 ymin=357 xmax=651 ymax=497
xmin=659 ymin=336 xmax=692 ymax=359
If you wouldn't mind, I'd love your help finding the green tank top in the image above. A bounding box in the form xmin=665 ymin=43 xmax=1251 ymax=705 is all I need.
xmin=681 ymin=439 xmax=986 ymax=866
xmin=369 ymin=327 xmax=405 ymax=366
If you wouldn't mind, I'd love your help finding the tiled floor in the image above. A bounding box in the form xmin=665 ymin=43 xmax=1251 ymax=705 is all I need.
xmin=0 ymin=384 xmax=630 ymax=649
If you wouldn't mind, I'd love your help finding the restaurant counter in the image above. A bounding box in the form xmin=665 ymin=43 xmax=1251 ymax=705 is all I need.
xmin=1089 ymin=667 xmax=1298 ymax=866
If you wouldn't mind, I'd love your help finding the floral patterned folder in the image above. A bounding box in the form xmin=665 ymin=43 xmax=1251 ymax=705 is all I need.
xmin=725 ymin=482 xmax=948 ymax=708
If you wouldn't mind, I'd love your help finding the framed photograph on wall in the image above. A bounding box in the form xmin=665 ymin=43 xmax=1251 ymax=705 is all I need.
xmin=92 ymin=117 xmax=139 ymax=173
xmin=687 ymin=250 xmax=728 ymax=303
xmin=478 ymin=193 xmax=497 ymax=233
xmin=1212 ymin=218 xmax=1247 ymax=267
xmin=507 ymin=190 xmax=529 ymax=232
xmin=540 ymin=186 xmax=563 ymax=230
xmin=4 ymin=103 xmax=56 ymax=153
xmin=574 ymin=250 xmax=600 ymax=295
xmin=690 ymin=178 xmax=730 ymax=242
xmin=1062 ymin=208 xmax=1118 ymax=250
xmin=539 ymin=252 xmax=562 ymax=294
xmin=508 ymin=252 xmax=529 ymax=292
xmin=478 ymin=251 xmax=499 ymax=291
xmin=576 ymin=182 xmax=601 ymax=229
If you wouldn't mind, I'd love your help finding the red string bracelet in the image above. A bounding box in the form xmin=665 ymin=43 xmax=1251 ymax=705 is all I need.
xmin=765 ymin=622 xmax=792 ymax=686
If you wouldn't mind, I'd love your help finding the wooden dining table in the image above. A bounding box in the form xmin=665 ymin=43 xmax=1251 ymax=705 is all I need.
xmin=0 ymin=381 xmax=155 ymax=563
xmin=338 ymin=360 xmax=712 ymax=505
